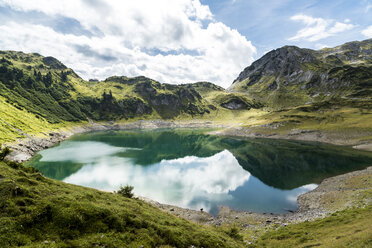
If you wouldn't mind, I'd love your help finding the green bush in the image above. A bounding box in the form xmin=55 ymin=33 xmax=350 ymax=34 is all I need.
xmin=117 ymin=185 xmax=134 ymax=198
xmin=225 ymin=226 xmax=243 ymax=241
xmin=0 ymin=146 xmax=10 ymax=161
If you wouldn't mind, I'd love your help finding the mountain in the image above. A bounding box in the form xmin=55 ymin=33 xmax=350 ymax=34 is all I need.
xmin=1 ymin=39 xmax=372 ymax=145
xmin=0 ymin=51 xmax=215 ymax=122
xmin=229 ymin=39 xmax=372 ymax=108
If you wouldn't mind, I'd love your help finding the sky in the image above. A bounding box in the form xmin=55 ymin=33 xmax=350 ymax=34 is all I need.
xmin=0 ymin=0 xmax=371 ymax=88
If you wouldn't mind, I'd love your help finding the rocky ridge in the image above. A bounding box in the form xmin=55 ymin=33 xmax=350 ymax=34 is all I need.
xmin=229 ymin=39 xmax=372 ymax=108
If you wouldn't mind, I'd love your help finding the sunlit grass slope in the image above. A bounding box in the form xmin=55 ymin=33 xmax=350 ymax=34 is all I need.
xmin=251 ymin=206 xmax=372 ymax=248
xmin=0 ymin=159 xmax=245 ymax=248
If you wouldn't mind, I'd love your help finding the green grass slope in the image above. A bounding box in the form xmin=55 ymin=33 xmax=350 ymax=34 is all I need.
xmin=0 ymin=158 xmax=245 ymax=247
xmin=252 ymin=206 xmax=372 ymax=247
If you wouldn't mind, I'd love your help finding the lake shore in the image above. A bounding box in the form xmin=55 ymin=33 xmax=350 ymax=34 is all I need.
xmin=140 ymin=166 xmax=372 ymax=228
xmin=5 ymin=119 xmax=372 ymax=163
xmin=4 ymin=119 xmax=372 ymax=227
xmin=5 ymin=120 xmax=227 ymax=163
xmin=210 ymin=126 xmax=372 ymax=151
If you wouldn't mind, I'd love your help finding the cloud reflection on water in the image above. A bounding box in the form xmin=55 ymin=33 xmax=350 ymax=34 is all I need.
xmin=63 ymin=149 xmax=250 ymax=213
xmin=39 ymin=141 xmax=128 ymax=162
xmin=38 ymin=140 xmax=318 ymax=215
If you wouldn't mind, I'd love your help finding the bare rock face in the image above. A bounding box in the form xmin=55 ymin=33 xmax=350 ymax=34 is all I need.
xmin=133 ymin=79 xmax=208 ymax=118
xmin=221 ymin=99 xmax=249 ymax=110
xmin=42 ymin=56 xmax=67 ymax=70
xmin=232 ymin=46 xmax=317 ymax=86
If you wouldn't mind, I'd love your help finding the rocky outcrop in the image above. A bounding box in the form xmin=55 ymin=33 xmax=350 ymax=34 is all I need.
xmin=221 ymin=99 xmax=249 ymax=110
xmin=42 ymin=56 xmax=67 ymax=70
xmin=133 ymin=80 xmax=209 ymax=118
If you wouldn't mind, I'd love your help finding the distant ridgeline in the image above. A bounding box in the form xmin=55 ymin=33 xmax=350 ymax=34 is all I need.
xmin=0 ymin=51 xmax=223 ymax=123
xmin=0 ymin=39 xmax=371 ymax=125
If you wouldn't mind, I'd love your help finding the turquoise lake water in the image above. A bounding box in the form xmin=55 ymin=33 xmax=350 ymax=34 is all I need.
xmin=27 ymin=129 xmax=372 ymax=215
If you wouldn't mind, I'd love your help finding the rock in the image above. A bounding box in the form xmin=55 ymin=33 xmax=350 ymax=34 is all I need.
xmin=221 ymin=99 xmax=249 ymax=110
xmin=170 ymin=208 xmax=174 ymax=212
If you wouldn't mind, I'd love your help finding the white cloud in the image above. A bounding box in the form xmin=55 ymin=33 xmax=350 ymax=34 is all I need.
xmin=0 ymin=0 xmax=256 ymax=87
xmin=361 ymin=25 xmax=372 ymax=38
xmin=315 ymin=43 xmax=329 ymax=49
xmin=288 ymin=14 xmax=355 ymax=42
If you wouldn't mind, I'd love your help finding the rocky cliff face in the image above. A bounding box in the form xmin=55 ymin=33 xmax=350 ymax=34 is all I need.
xmin=232 ymin=46 xmax=317 ymax=86
xmin=133 ymin=79 xmax=210 ymax=118
xmin=229 ymin=39 xmax=372 ymax=108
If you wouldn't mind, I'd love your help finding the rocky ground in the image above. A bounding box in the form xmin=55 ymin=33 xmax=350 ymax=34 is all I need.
xmin=141 ymin=166 xmax=372 ymax=229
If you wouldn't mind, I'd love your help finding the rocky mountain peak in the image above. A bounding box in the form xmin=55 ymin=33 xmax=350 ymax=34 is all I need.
xmin=228 ymin=39 xmax=372 ymax=108
xmin=231 ymin=46 xmax=317 ymax=87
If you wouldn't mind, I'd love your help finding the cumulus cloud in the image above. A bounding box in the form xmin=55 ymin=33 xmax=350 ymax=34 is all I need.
xmin=361 ymin=25 xmax=372 ymax=38
xmin=0 ymin=0 xmax=256 ymax=87
xmin=288 ymin=14 xmax=355 ymax=42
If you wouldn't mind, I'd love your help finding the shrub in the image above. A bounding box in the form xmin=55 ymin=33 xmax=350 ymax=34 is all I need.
xmin=0 ymin=146 xmax=10 ymax=161
xmin=225 ymin=226 xmax=243 ymax=241
xmin=117 ymin=185 xmax=134 ymax=198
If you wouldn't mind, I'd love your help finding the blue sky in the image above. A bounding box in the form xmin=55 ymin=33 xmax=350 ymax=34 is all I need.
xmin=0 ymin=0 xmax=371 ymax=87
xmin=203 ymin=0 xmax=372 ymax=57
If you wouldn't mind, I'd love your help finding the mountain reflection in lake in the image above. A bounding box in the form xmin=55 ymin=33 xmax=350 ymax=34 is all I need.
xmin=27 ymin=129 xmax=372 ymax=215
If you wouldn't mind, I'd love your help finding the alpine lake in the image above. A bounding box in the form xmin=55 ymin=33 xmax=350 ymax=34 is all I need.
xmin=26 ymin=128 xmax=372 ymax=216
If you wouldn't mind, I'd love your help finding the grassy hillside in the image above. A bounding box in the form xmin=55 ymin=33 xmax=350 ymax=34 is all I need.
xmin=251 ymin=205 xmax=372 ymax=247
xmin=0 ymin=155 xmax=245 ymax=247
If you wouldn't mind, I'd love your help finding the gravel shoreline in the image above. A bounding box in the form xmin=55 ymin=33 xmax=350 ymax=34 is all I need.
xmin=4 ymin=120 xmax=372 ymax=226
xmin=211 ymin=126 xmax=372 ymax=151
